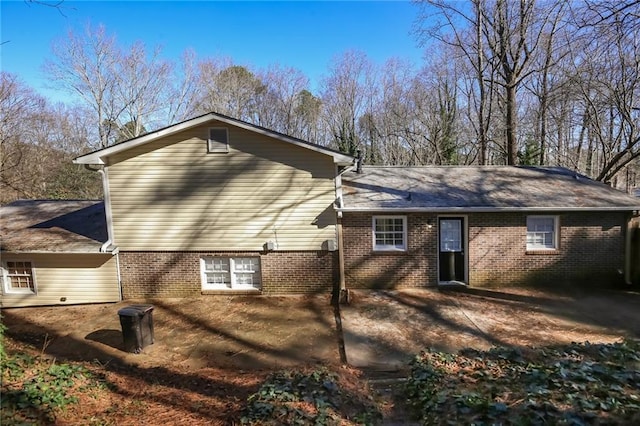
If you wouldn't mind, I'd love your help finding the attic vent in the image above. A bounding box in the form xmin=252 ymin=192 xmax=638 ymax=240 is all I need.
xmin=207 ymin=127 xmax=229 ymax=153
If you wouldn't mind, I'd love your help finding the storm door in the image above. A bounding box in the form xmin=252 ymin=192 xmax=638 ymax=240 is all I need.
xmin=438 ymin=217 xmax=467 ymax=283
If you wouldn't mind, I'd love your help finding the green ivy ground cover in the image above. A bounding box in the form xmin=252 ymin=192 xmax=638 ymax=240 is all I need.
xmin=405 ymin=340 xmax=640 ymax=425
xmin=241 ymin=368 xmax=382 ymax=425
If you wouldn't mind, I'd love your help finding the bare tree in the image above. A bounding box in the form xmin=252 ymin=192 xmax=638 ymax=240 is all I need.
xmin=417 ymin=0 xmax=567 ymax=165
xmin=44 ymin=24 xmax=179 ymax=147
xmin=0 ymin=72 xmax=100 ymax=202
xmin=112 ymin=42 xmax=172 ymax=140
xmin=570 ymin=0 xmax=640 ymax=183
xmin=320 ymin=50 xmax=375 ymax=155
xmin=44 ymin=24 xmax=121 ymax=148
xmin=197 ymin=62 xmax=265 ymax=123
xmin=164 ymin=49 xmax=200 ymax=125
xmin=415 ymin=0 xmax=496 ymax=164
xmin=1 ymin=72 xmax=45 ymax=199
xmin=256 ymin=65 xmax=311 ymax=136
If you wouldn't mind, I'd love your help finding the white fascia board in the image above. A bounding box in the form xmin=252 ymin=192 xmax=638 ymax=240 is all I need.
xmin=210 ymin=114 xmax=355 ymax=165
xmin=1 ymin=250 xmax=115 ymax=255
xmin=338 ymin=206 xmax=640 ymax=213
xmin=73 ymin=114 xmax=217 ymax=165
xmin=74 ymin=112 xmax=355 ymax=166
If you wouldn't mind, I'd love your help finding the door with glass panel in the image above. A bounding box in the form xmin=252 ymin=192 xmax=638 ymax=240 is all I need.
xmin=438 ymin=217 xmax=466 ymax=283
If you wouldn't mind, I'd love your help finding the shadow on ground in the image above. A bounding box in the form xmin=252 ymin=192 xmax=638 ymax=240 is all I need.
xmin=340 ymin=286 xmax=640 ymax=370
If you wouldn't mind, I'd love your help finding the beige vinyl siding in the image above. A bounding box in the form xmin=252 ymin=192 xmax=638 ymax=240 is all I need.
xmin=106 ymin=122 xmax=338 ymax=251
xmin=1 ymin=253 xmax=120 ymax=308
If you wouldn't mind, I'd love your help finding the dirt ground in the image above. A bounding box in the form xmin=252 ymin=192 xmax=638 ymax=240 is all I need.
xmin=2 ymin=295 xmax=340 ymax=370
xmin=2 ymin=287 xmax=639 ymax=424
xmin=2 ymin=295 xmax=342 ymax=425
xmin=341 ymin=286 xmax=640 ymax=370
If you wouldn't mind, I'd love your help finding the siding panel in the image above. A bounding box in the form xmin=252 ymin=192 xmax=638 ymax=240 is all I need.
xmin=1 ymin=253 xmax=120 ymax=308
xmin=107 ymin=122 xmax=338 ymax=251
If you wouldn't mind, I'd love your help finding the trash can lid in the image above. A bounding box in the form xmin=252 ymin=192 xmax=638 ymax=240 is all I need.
xmin=118 ymin=307 xmax=142 ymax=316
xmin=128 ymin=304 xmax=154 ymax=313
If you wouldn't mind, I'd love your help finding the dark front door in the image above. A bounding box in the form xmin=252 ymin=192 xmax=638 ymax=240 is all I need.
xmin=438 ymin=217 xmax=466 ymax=283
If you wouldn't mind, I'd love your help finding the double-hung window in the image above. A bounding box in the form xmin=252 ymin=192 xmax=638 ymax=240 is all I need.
xmin=2 ymin=261 xmax=36 ymax=294
xmin=201 ymin=257 xmax=261 ymax=290
xmin=373 ymin=216 xmax=407 ymax=251
xmin=526 ymin=216 xmax=558 ymax=250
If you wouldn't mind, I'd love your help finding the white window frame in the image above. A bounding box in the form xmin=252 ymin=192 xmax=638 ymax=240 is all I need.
xmin=2 ymin=260 xmax=37 ymax=295
xmin=200 ymin=257 xmax=261 ymax=290
xmin=372 ymin=216 xmax=407 ymax=251
xmin=526 ymin=215 xmax=559 ymax=251
xmin=207 ymin=127 xmax=229 ymax=153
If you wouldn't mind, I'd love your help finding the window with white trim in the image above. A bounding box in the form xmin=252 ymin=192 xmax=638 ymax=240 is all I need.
xmin=201 ymin=257 xmax=261 ymax=290
xmin=207 ymin=127 xmax=229 ymax=153
xmin=2 ymin=261 xmax=36 ymax=294
xmin=373 ymin=216 xmax=407 ymax=251
xmin=526 ymin=216 xmax=559 ymax=250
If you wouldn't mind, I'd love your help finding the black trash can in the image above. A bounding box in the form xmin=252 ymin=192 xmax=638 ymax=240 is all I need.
xmin=118 ymin=304 xmax=154 ymax=353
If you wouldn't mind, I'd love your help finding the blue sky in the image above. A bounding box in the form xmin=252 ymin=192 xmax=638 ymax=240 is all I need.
xmin=1 ymin=0 xmax=426 ymax=102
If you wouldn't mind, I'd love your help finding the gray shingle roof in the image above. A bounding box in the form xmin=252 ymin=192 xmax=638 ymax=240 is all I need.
xmin=341 ymin=166 xmax=640 ymax=211
xmin=1 ymin=200 xmax=108 ymax=253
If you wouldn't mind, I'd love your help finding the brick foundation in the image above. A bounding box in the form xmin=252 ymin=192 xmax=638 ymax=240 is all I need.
xmin=119 ymin=251 xmax=337 ymax=298
xmin=342 ymin=212 xmax=628 ymax=289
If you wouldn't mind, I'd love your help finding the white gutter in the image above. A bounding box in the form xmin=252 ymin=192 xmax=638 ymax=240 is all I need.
xmin=1 ymin=250 xmax=114 ymax=254
xmin=337 ymin=206 xmax=640 ymax=213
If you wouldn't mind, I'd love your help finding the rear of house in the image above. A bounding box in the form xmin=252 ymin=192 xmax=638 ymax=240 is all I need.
xmin=74 ymin=113 xmax=353 ymax=298
xmin=4 ymin=114 xmax=639 ymax=307
xmin=339 ymin=166 xmax=640 ymax=289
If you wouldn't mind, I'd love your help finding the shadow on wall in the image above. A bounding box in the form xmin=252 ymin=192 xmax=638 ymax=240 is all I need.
xmin=504 ymin=226 xmax=626 ymax=290
xmin=631 ymin=218 xmax=640 ymax=285
xmin=344 ymin=211 xmax=631 ymax=291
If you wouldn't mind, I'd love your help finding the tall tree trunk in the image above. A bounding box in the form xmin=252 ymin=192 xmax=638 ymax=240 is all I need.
xmin=505 ymin=83 xmax=518 ymax=165
xmin=475 ymin=0 xmax=488 ymax=165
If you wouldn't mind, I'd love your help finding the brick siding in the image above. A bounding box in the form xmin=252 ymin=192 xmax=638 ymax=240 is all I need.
xmin=342 ymin=211 xmax=627 ymax=289
xmin=468 ymin=212 xmax=626 ymax=287
xmin=341 ymin=213 xmax=438 ymax=289
xmin=119 ymin=251 xmax=337 ymax=298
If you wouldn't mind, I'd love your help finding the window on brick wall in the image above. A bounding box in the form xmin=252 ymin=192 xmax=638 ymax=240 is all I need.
xmin=526 ymin=216 xmax=559 ymax=250
xmin=201 ymin=257 xmax=261 ymax=290
xmin=373 ymin=216 xmax=407 ymax=251
xmin=2 ymin=261 xmax=36 ymax=294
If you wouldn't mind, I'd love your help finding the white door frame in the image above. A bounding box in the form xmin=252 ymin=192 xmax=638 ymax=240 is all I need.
xmin=437 ymin=215 xmax=469 ymax=285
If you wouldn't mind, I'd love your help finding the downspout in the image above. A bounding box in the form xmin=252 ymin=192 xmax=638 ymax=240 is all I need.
xmin=335 ymin=161 xmax=357 ymax=304
xmin=115 ymin=252 xmax=123 ymax=301
xmin=337 ymin=209 xmax=347 ymax=296
xmin=98 ymin=167 xmax=116 ymax=253
xmin=84 ymin=163 xmax=121 ymax=300
xmin=625 ymin=213 xmax=631 ymax=285
xmin=84 ymin=165 xmax=115 ymax=253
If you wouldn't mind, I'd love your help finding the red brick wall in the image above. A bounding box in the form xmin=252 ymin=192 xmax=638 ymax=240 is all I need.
xmin=118 ymin=251 xmax=337 ymax=298
xmin=468 ymin=212 xmax=626 ymax=287
xmin=342 ymin=212 xmax=627 ymax=289
xmin=341 ymin=213 xmax=438 ymax=289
